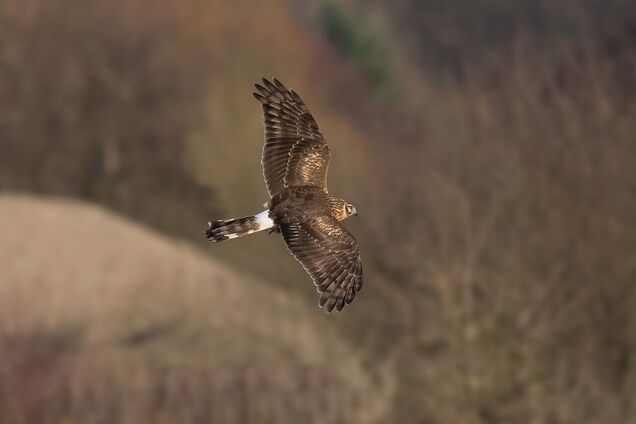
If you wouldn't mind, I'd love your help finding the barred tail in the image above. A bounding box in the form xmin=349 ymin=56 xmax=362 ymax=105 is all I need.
xmin=204 ymin=210 xmax=274 ymax=242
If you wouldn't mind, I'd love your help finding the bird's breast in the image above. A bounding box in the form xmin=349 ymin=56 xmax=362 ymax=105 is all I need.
xmin=269 ymin=186 xmax=329 ymax=224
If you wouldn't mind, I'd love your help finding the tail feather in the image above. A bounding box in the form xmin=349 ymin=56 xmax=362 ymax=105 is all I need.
xmin=205 ymin=210 xmax=274 ymax=242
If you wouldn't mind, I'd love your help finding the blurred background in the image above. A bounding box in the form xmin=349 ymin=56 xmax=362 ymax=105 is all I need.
xmin=1 ymin=0 xmax=635 ymax=422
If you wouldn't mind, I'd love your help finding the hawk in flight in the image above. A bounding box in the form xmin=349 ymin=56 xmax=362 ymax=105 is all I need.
xmin=205 ymin=78 xmax=362 ymax=312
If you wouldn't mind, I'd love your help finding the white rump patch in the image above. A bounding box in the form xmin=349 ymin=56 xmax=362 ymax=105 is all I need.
xmin=254 ymin=210 xmax=274 ymax=230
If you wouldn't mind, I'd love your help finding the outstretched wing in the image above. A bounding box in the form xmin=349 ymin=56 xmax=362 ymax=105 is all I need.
xmin=253 ymin=78 xmax=330 ymax=197
xmin=281 ymin=215 xmax=363 ymax=312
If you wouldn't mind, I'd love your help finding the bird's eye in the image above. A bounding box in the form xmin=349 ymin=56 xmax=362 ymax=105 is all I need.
xmin=346 ymin=205 xmax=352 ymax=213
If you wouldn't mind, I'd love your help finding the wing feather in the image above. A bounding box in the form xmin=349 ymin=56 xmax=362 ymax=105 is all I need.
xmin=281 ymin=216 xmax=363 ymax=312
xmin=254 ymin=78 xmax=330 ymax=196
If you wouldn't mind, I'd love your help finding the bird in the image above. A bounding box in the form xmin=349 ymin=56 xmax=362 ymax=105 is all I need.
xmin=204 ymin=78 xmax=362 ymax=312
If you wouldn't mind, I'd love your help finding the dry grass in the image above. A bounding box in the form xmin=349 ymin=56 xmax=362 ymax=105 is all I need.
xmin=0 ymin=194 xmax=385 ymax=423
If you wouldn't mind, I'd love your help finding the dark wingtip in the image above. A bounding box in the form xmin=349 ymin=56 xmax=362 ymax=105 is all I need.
xmin=253 ymin=91 xmax=264 ymax=101
xmin=272 ymin=77 xmax=287 ymax=91
xmin=317 ymin=289 xmax=339 ymax=313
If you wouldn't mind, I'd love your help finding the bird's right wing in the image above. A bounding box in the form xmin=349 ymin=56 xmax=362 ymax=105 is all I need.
xmin=281 ymin=215 xmax=363 ymax=312
xmin=253 ymin=78 xmax=331 ymax=197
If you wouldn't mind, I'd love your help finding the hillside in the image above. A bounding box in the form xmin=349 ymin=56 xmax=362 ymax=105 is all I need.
xmin=0 ymin=194 xmax=386 ymax=423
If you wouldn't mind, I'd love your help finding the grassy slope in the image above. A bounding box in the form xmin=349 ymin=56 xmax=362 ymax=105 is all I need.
xmin=0 ymin=194 xmax=385 ymax=423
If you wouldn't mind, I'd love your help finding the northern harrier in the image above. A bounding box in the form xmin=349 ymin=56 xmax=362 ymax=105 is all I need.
xmin=205 ymin=78 xmax=362 ymax=312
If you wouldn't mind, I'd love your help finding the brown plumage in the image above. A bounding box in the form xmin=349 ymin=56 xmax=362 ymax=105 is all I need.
xmin=205 ymin=78 xmax=362 ymax=312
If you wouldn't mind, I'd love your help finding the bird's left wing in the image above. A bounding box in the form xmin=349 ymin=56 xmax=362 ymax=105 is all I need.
xmin=281 ymin=215 xmax=363 ymax=312
xmin=253 ymin=78 xmax=330 ymax=197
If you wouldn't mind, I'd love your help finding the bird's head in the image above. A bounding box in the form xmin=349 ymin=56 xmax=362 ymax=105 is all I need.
xmin=344 ymin=202 xmax=358 ymax=218
xmin=330 ymin=197 xmax=358 ymax=220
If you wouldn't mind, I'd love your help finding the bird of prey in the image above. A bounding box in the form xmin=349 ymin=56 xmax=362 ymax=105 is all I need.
xmin=205 ymin=78 xmax=362 ymax=312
